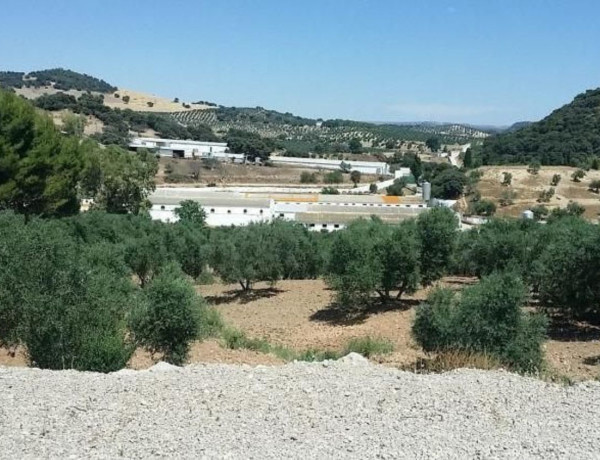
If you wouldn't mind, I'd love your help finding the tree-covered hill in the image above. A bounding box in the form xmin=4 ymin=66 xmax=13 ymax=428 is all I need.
xmin=477 ymin=88 xmax=600 ymax=166
xmin=0 ymin=68 xmax=116 ymax=93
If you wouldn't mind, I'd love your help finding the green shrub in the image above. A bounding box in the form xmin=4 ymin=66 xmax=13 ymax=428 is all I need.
xmin=343 ymin=336 xmax=394 ymax=357
xmin=324 ymin=170 xmax=343 ymax=184
xmin=413 ymin=272 xmax=547 ymax=372
xmin=129 ymin=263 xmax=204 ymax=365
xmin=0 ymin=214 xmax=135 ymax=372
xmin=296 ymin=349 xmax=341 ymax=361
xmin=300 ymin=171 xmax=318 ymax=183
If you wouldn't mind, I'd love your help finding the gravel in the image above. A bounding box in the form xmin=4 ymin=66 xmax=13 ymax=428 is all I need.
xmin=1 ymin=353 xmax=600 ymax=459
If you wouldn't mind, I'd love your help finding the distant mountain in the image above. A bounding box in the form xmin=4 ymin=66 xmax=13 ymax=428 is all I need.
xmin=478 ymin=88 xmax=600 ymax=166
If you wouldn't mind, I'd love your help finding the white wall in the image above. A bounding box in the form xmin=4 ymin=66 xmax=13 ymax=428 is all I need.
xmin=271 ymin=157 xmax=391 ymax=175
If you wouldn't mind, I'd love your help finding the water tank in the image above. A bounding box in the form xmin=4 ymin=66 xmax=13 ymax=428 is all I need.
xmin=422 ymin=181 xmax=431 ymax=202
xmin=522 ymin=209 xmax=534 ymax=220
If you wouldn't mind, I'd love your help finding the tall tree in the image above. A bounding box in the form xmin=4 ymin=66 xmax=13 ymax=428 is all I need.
xmin=0 ymin=90 xmax=83 ymax=217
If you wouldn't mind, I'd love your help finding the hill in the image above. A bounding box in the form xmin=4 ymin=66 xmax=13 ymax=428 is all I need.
xmin=478 ymin=88 xmax=600 ymax=166
xmin=0 ymin=67 xmax=488 ymax=154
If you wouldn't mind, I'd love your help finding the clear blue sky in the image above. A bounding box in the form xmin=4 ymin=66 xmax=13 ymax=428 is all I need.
xmin=2 ymin=0 xmax=599 ymax=125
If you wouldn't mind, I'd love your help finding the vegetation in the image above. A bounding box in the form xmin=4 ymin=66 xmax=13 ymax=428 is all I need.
xmin=323 ymin=170 xmax=343 ymax=184
xmin=321 ymin=186 xmax=340 ymax=194
xmin=478 ymin=88 xmax=600 ymax=166
xmin=501 ymin=172 xmax=512 ymax=186
xmin=413 ymin=272 xmax=547 ymax=372
xmin=386 ymin=177 xmax=407 ymax=196
xmin=571 ymin=169 xmax=586 ymax=182
xmin=300 ymin=171 xmax=318 ymax=184
xmin=470 ymin=199 xmax=496 ymax=216
xmin=550 ymin=174 xmax=561 ymax=186
xmin=343 ymin=336 xmax=394 ymax=357
xmin=0 ymin=90 xmax=83 ymax=217
xmin=0 ymin=68 xmax=117 ymax=92
xmin=129 ymin=263 xmax=207 ymax=365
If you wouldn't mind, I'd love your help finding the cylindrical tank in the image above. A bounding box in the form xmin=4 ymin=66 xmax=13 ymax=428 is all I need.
xmin=422 ymin=181 xmax=431 ymax=202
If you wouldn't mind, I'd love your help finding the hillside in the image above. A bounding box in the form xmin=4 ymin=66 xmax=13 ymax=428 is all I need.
xmin=478 ymin=88 xmax=600 ymax=166
xmin=0 ymin=68 xmax=488 ymax=155
xmin=170 ymin=107 xmax=489 ymax=154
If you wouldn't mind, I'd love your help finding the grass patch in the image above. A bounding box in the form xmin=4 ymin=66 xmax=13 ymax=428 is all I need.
xmin=296 ymin=349 xmax=341 ymax=362
xmin=402 ymin=350 xmax=503 ymax=374
xmin=197 ymin=307 xmax=225 ymax=340
xmin=343 ymin=336 xmax=394 ymax=358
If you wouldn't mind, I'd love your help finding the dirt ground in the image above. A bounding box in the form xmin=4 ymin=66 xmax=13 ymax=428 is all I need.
xmin=2 ymin=278 xmax=599 ymax=381
xmin=156 ymin=158 xmax=380 ymax=186
xmin=477 ymin=166 xmax=600 ymax=220
xmin=197 ymin=279 xmax=600 ymax=381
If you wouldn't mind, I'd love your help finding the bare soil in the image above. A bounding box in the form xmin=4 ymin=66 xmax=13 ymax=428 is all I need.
xmin=156 ymin=158 xmax=379 ymax=186
xmin=2 ymin=278 xmax=599 ymax=381
xmin=478 ymin=166 xmax=600 ymax=220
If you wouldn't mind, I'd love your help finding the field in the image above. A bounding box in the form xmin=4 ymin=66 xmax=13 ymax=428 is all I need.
xmin=156 ymin=157 xmax=380 ymax=186
xmin=3 ymin=278 xmax=599 ymax=381
xmin=477 ymin=166 xmax=600 ymax=220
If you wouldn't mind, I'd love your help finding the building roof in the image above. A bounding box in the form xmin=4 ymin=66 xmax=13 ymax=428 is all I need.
xmin=130 ymin=137 xmax=227 ymax=147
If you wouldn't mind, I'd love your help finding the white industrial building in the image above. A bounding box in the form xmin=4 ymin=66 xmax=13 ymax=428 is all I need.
xmin=149 ymin=188 xmax=429 ymax=231
xmin=129 ymin=137 xmax=244 ymax=162
xmin=270 ymin=156 xmax=392 ymax=175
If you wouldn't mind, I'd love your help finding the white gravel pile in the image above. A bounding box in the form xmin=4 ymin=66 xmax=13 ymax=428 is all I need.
xmin=1 ymin=353 xmax=600 ymax=459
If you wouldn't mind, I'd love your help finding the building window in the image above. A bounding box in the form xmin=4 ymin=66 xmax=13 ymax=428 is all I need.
xmin=227 ymin=210 xmax=231 ymax=214
xmin=334 ymin=224 xmax=340 ymax=229
xmin=210 ymin=208 xmax=215 ymax=213
xmin=260 ymin=210 xmax=264 ymax=214
xmin=243 ymin=209 xmax=247 ymax=214
xmin=322 ymin=224 xmax=327 ymax=228
xmin=279 ymin=213 xmax=284 ymax=218
xmin=160 ymin=205 xmax=165 ymax=210
xmin=309 ymin=224 xmax=315 ymax=227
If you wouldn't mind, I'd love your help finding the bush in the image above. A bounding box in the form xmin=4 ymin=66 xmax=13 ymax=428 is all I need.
xmin=324 ymin=170 xmax=343 ymax=184
xmin=386 ymin=177 xmax=407 ymax=196
xmin=470 ymin=199 xmax=496 ymax=216
xmin=321 ymin=186 xmax=339 ymax=195
xmin=129 ymin=263 xmax=205 ymax=365
xmin=0 ymin=214 xmax=135 ymax=372
xmin=535 ymin=218 xmax=600 ymax=321
xmin=413 ymin=272 xmax=547 ymax=372
xmin=327 ymin=219 xmax=420 ymax=309
xmin=300 ymin=171 xmax=318 ymax=183
xmin=499 ymin=190 xmax=517 ymax=207
xmin=550 ymin=174 xmax=561 ymax=186
xmin=571 ymin=169 xmax=586 ymax=182
xmin=538 ymin=187 xmax=555 ymax=203
xmin=343 ymin=336 xmax=394 ymax=357
xmin=369 ymin=183 xmax=378 ymax=193
xmin=527 ymin=161 xmax=541 ymax=175
xmin=501 ymin=172 xmax=512 ymax=186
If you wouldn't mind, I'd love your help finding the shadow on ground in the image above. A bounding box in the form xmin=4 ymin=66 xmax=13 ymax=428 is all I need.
xmin=310 ymin=298 xmax=420 ymax=326
xmin=205 ymin=287 xmax=284 ymax=306
xmin=547 ymin=316 xmax=600 ymax=342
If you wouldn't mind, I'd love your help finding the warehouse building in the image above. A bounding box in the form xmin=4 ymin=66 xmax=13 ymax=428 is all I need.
xmin=129 ymin=137 xmax=244 ymax=162
xmin=149 ymin=188 xmax=429 ymax=231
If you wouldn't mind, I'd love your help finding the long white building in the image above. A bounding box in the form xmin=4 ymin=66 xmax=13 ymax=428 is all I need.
xmin=150 ymin=188 xmax=429 ymax=231
xmin=129 ymin=137 xmax=244 ymax=161
xmin=270 ymin=156 xmax=392 ymax=175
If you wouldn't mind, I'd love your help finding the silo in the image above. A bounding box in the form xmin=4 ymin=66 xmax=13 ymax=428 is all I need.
xmin=422 ymin=181 xmax=431 ymax=203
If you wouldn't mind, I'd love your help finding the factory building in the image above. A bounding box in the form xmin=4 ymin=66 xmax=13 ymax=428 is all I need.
xmin=129 ymin=137 xmax=244 ymax=162
xmin=149 ymin=188 xmax=430 ymax=231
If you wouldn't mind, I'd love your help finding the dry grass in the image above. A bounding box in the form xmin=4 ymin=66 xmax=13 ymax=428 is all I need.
xmin=477 ymin=166 xmax=600 ymax=220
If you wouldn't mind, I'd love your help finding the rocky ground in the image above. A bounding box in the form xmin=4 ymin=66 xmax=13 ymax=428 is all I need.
xmin=1 ymin=355 xmax=600 ymax=459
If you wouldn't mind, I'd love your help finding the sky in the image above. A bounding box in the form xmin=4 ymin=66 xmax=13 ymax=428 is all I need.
xmin=1 ymin=0 xmax=599 ymax=126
